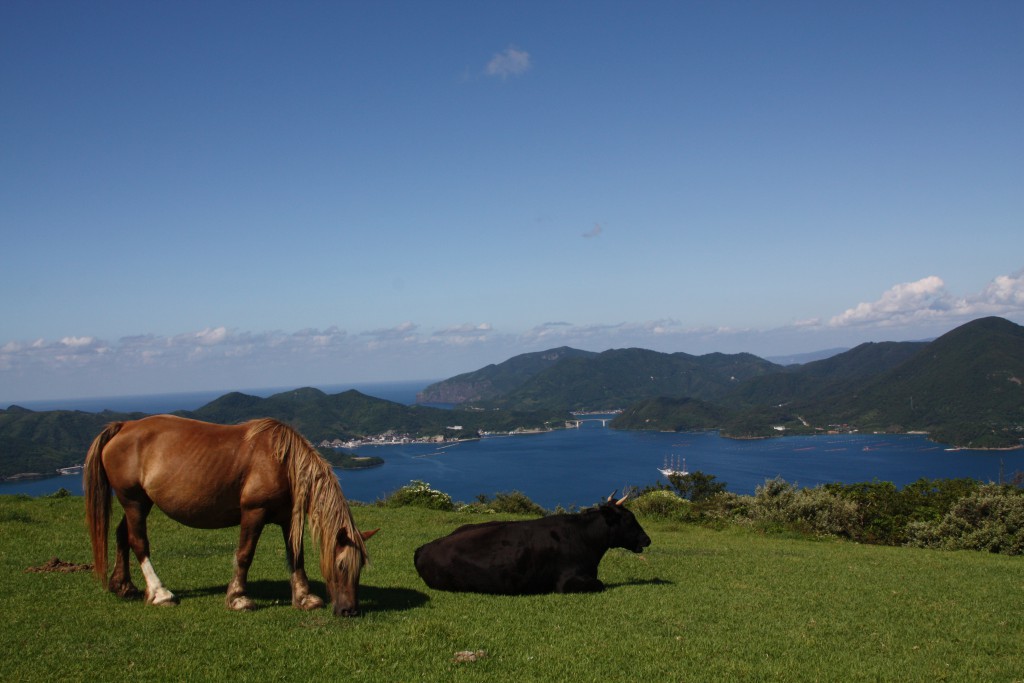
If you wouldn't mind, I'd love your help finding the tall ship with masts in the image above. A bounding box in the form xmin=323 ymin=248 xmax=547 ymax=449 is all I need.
xmin=658 ymin=455 xmax=688 ymax=477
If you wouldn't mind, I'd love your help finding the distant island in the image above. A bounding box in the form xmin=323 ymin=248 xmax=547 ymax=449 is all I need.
xmin=2 ymin=316 xmax=1021 ymax=480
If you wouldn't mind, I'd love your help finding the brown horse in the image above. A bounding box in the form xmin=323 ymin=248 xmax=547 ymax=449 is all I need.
xmin=84 ymin=414 xmax=376 ymax=616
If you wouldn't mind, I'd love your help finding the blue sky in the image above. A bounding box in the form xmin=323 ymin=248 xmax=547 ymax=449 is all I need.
xmin=2 ymin=1 xmax=1022 ymax=403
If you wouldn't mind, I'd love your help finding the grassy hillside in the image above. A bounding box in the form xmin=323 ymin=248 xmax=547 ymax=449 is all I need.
xmin=3 ymin=495 xmax=1023 ymax=681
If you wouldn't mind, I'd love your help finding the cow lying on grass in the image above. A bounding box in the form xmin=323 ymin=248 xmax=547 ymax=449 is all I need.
xmin=413 ymin=494 xmax=651 ymax=594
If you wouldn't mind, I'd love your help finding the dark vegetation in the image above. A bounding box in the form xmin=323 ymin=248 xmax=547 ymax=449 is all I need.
xmin=628 ymin=469 xmax=1024 ymax=554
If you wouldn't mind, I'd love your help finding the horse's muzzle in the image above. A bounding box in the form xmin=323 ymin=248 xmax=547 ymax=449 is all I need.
xmin=334 ymin=603 xmax=361 ymax=617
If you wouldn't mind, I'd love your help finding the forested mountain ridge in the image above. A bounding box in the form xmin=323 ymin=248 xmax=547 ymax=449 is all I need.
xmin=426 ymin=317 xmax=1024 ymax=448
xmin=416 ymin=346 xmax=596 ymax=404
xmin=475 ymin=348 xmax=781 ymax=412
xmin=0 ymin=389 xmax=562 ymax=480
xmin=806 ymin=316 xmax=1024 ymax=445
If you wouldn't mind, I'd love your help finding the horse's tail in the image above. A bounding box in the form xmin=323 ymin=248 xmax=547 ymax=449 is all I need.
xmin=83 ymin=422 xmax=123 ymax=584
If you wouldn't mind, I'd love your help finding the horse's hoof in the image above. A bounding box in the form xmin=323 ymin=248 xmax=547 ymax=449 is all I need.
xmin=227 ymin=595 xmax=256 ymax=611
xmin=147 ymin=588 xmax=179 ymax=606
xmin=294 ymin=594 xmax=324 ymax=611
xmin=111 ymin=583 xmax=142 ymax=600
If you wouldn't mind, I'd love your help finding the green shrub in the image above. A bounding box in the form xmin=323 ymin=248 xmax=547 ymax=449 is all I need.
xmin=668 ymin=470 xmax=727 ymax=502
xmin=463 ymin=491 xmax=546 ymax=515
xmin=906 ymin=484 xmax=1024 ymax=554
xmin=749 ymin=478 xmax=859 ymax=537
xmin=698 ymin=491 xmax=753 ymax=522
xmin=630 ymin=489 xmax=691 ymax=518
xmin=790 ymin=486 xmax=859 ymax=537
xmin=488 ymin=491 xmax=546 ymax=515
xmin=381 ymin=480 xmax=455 ymax=511
xmin=749 ymin=477 xmax=798 ymax=528
xmin=824 ymin=480 xmax=907 ymax=544
xmin=899 ymin=477 xmax=981 ymax=524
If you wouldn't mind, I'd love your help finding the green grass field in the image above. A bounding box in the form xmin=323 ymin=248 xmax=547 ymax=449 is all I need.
xmin=1 ymin=494 xmax=1022 ymax=682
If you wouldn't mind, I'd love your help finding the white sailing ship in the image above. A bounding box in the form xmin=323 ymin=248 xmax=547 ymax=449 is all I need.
xmin=658 ymin=455 xmax=688 ymax=477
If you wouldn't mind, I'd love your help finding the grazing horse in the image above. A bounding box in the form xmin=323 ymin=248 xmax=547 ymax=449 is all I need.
xmin=84 ymin=414 xmax=376 ymax=616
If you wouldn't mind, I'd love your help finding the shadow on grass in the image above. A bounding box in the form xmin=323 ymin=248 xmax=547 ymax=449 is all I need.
xmin=174 ymin=579 xmax=429 ymax=613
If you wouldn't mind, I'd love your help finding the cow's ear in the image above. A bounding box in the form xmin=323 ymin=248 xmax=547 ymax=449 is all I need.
xmin=600 ymin=504 xmax=621 ymax=524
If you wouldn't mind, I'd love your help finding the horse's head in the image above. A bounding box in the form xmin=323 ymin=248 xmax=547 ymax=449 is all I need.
xmin=330 ymin=527 xmax=378 ymax=617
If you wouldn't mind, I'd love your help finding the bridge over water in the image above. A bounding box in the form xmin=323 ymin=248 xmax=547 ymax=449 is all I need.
xmin=567 ymin=418 xmax=611 ymax=428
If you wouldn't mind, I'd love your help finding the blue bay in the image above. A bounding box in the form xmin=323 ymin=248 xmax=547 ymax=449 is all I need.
xmin=4 ymin=418 xmax=1022 ymax=509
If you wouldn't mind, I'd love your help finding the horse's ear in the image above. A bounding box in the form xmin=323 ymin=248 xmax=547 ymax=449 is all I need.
xmin=336 ymin=527 xmax=379 ymax=546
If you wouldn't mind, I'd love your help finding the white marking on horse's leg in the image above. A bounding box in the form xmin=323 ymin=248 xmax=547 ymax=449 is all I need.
xmin=140 ymin=557 xmax=178 ymax=606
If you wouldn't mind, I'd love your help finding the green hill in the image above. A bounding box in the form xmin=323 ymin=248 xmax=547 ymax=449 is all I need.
xmin=611 ymin=396 xmax=731 ymax=431
xmin=724 ymin=340 xmax=928 ymax=409
xmin=422 ymin=317 xmax=1024 ymax=447
xmin=470 ymin=348 xmax=780 ymax=412
xmin=628 ymin=318 xmax=1023 ymax=446
xmin=815 ymin=317 xmax=1024 ymax=446
xmin=417 ymin=346 xmax=596 ymax=404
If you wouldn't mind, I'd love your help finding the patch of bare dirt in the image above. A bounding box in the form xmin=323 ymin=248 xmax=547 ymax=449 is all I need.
xmin=453 ymin=650 xmax=487 ymax=664
xmin=25 ymin=557 xmax=93 ymax=573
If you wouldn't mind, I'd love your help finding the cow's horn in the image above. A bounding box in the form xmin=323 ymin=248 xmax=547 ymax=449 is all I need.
xmin=606 ymin=490 xmax=617 ymax=503
xmin=616 ymin=494 xmax=629 ymax=506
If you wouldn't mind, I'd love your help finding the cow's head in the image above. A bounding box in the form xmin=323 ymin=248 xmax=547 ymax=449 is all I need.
xmin=600 ymin=493 xmax=651 ymax=553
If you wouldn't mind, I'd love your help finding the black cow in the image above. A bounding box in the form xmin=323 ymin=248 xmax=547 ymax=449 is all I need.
xmin=413 ymin=494 xmax=651 ymax=594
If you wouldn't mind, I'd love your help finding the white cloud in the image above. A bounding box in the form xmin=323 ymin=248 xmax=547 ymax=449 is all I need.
xmin=582 ymin=223 xmax=603 ymax=239
xmin=435 ymin=323 xmax=493 ymax=336
xmin=361 ymin=322 xmax=419 ymax=342
xmin=60 ymin=336 xmax=96 ymax=348
xmin=972 ymin=271 xmax=1024 ymax=310
xmin=829 ymin=276 xmax=958 ymax=327
xmin=485 ymin=46 xmax=531 ymax=78
xmin=428 ymin=324 xmax=494 ymax=347
xmin=829 ymin=271 xmax=1024 ymax=329
xmin=193 ymin=326 xmax=229 ymax=345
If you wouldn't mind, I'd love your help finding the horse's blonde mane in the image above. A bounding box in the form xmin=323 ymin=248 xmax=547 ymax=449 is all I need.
xmin=244 ymin=419 xmax=368 ymax=588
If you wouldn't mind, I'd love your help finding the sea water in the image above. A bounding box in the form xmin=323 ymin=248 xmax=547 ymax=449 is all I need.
xmin=4 ymin=416 xmax=1022 ymax=509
